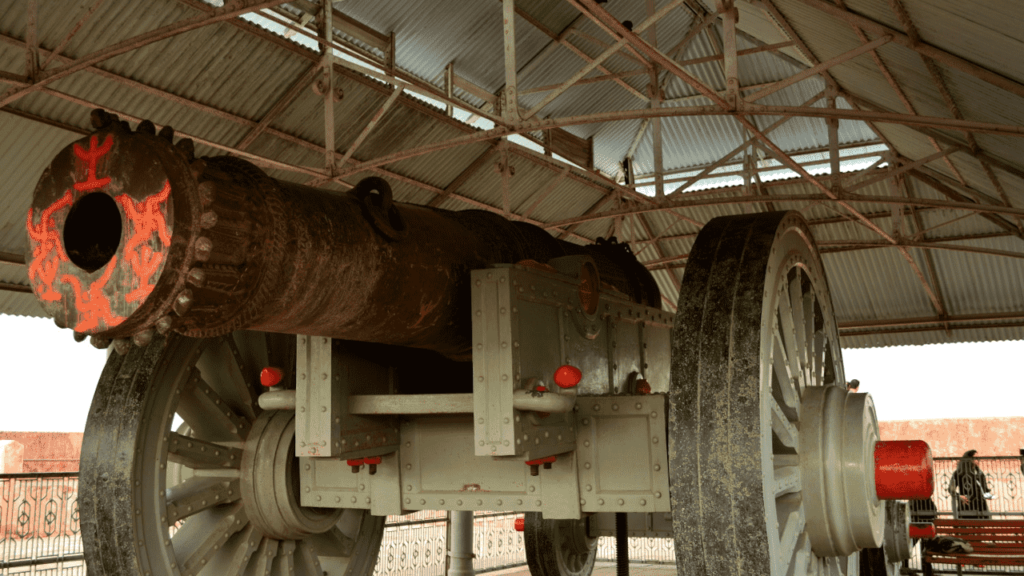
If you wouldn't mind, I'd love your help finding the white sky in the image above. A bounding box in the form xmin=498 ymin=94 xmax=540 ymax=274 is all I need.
xmin=0 ymin=314 xmax=1021 ymax=432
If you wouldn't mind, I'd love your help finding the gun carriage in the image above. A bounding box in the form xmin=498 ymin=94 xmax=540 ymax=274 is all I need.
xmin=25 ymin=111 xmax=935 ymax=576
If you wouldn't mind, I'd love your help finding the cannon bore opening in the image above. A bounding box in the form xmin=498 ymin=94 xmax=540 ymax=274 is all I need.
xmin=63 ymin=192 xmax=122 ymax=272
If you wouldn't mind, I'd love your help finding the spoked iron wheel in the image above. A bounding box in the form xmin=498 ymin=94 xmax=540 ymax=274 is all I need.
xmin=79 ymin=331 xmax=385 ymax=576
xmin=670 ymin=212 xmax=871 ymax=576
xmin=523 ymin=512 xmax=597 ymax=576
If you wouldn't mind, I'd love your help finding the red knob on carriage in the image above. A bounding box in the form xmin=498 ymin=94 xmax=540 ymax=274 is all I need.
xmin=260 ymin=367 xmax=284 ymax=387
xmin=874 ymin=440 xmax=934 ymax=500
xmin=514 ymin=518 xmax=525 ymax=532
xmin=553 ymin=365 xmax=582 ymax=388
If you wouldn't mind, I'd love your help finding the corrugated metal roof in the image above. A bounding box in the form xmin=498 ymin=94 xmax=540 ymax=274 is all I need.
xmin=0 ymin=0 xmax=1021 ymax=347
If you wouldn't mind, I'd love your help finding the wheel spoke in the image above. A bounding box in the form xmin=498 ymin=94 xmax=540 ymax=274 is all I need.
xmin=294 ymin=540 xmax=325 ymax=576
xmin=772 ymin=328 xmax=800 ymax=418
xmin=177 ymin=368 xmax=251 ymax=442
xmin=246 ymin=538 xmax=280 ymax=575
xmin=168 ymin=432 xmax=243 ymax=470
xmin=306 ymin=525 xmax=356 ymax=558
xmin=801 ymin=284 xmax=816 ymax=386
xmin=771 ymin=397 xmax=799 ymax=451
xmin=777 ymin=496 xmax=805 ymax=575
xmin=786 ymin=533 xmax=811 ymax=576
xmin=810 ymin=332 xmax=825 ymax=388
xmin=271 ymin=540 xmax=297 ymax=575
xmin=166 ymin=476 xmax=241 ymax=524
xmin=196 ymin=336 xmax=257 ymax=422
xmin=171 ymin=503 xmax=248 ymax=574
xmin=776 ymin=285 xmax=803 ymax=385
xmin=773 ymin=465 xmax=801 ymax=498
xmin=204 ymin=523 xmax=263 ymax=576
xmin=788 ymin=271 xmax=808 ymax=376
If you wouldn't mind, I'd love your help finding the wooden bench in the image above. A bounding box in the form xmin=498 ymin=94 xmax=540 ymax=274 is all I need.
xmin=923 ymin=519 xmax=1024 ymax=569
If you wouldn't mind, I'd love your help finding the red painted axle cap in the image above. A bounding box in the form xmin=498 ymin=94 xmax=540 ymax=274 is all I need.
xmin=514 ymin=518 xmax=525 ymax=532
xmin=553 ymin=365 xmax=582 ymax=388
xmin=260 ymin=367 xmax=284 ymax=387
xmin=874 ymin=440 xmax=934 ymax=500
xmin=909 ymin=523 xmax=937 ymax=539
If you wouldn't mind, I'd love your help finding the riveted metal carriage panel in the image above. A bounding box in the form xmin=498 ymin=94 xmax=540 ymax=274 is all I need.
xmin=643 ymin=320 xmax=671 ymax=394
xmin=399 ymin=416 xmax=582 ymax=519
xmin=472 ymin=264 xmax=671 ymax=462
xmin=472 ymin=268 xmax=519 ymax=456
xmin=587 ymin=512 xmax=675 ymax=538
xmin=608 ymin=319 xmax=642 ymax=394
xmin=299 ymin=451 xmax=403 ymax=516
xmin=575 ymin=396 xmax=671 ymax=513
xmin=296 ymin=335 xmax=333 ymax=457
xmin=295 ymin=336 xmax=399 ymax=459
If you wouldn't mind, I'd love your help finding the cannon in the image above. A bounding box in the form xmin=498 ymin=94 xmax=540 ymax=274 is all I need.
xmin=25 ymin=112 xmax=935 ymax=576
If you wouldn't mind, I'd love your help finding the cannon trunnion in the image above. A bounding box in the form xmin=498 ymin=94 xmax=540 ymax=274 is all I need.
xmin=27 ymin=117 xmax=935 ymax=576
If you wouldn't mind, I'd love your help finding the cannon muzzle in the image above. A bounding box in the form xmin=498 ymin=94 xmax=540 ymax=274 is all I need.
xmin=26 ymin=112 xmax=659 ymax=359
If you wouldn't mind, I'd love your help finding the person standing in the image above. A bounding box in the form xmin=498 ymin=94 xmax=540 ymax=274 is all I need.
xmin=949 ymin=449 xmax=992 ymax=519
xmin=847 ymin=379 xmax=860 ymax=392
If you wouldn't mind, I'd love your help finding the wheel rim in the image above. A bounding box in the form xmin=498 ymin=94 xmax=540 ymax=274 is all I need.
xmin=668 ymin=212 xmax=859 ymax=576
xmin=79 ymin=331 xmax=384 ymax=576
xmin=523 ymin=513 xmax=597 ymax=576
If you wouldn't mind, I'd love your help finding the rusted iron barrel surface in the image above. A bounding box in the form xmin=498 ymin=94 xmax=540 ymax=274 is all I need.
xmin=26 ymin=113 xmax=659 ymax=359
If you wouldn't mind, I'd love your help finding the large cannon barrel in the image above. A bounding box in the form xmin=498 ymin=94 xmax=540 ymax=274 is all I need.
xmin=26 ymin=111 xmax=659 ymax=359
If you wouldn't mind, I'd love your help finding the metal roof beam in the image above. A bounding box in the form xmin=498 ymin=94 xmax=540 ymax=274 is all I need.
xmin=907 ymin=168 xmax=1024 ymax=242
xmin=542 ymin=191 xmax=1024 ymax=229
xmin=745 ymin=35 xmax=891 ymax=104
xmin=509 ymin=8 xmax=648 ymax=103
xmin=319 ymin=1 xmax=337 ymax=175
xmin=895 ymin=174 xmax=949 ymax=331
xmin=830 ymin=0 xmax=970 ymax=187
xmin=792 ymin=0 xmax=1024 ymax=101
xmin=520 ymin=166 xmax=570 ymax=220
xmin=38 ymin=0 xmax=105 ymax=71
xmin=562 ymin=0 xmax=653 ymax=66
xmin=337 ymin=102 xmax=1024 ymax=179
xmin=819 ymin=241 xmax=1024 ymax=262
xmin=523 ymin=1 xmax=681 ymax=120
xmin=427 ymin=144 xmax=500 ymax=208
xmin=0 ymin=0 xmax=294 ymax=109
xmin=236 ymin=63 xmax=321 ymax=151
xmin=24 ymin=0 xmax=38 ymax=82
xmin=839 ymin=312 xmax=1024 ymax=331
xmin=841 ymin=91 xmax=1024 ymax=185
xmin=885 ymin=0 xmax=1020 ymax=232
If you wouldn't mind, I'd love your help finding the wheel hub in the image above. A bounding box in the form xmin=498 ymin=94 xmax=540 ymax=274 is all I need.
xmin=239 ymin=410 xmax=342 ymax=540
xmin=799 ymin=386 xmax=882 ymax=556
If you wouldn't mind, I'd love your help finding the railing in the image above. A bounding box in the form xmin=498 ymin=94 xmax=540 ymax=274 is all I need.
xmin=0 ymin=473 xmax=83 ymax=576
xmin=4 ymin=455 xmax=1023 ymax=574
xmin=0 ymin=474 xmax=525 ymax=576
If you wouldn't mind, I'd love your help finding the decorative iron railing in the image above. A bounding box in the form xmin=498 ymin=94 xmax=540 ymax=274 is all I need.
xmin=0 ymin=473 xmax=83 ymax=576
xmin=4 ymin=454 xmax=1022 ymax=574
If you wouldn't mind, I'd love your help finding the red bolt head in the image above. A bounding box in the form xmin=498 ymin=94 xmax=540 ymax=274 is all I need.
xmin=636 ymin=379 xmax=651 ymax=394
xmin=514 ymin=518 xmax=525 ymax=532
xmin=874 ymin=440 xmax=934 ymax=500
xmin=363 ymin=456 xmax=382 ymax=465
xmin=554 ymin=365 xmax=582 ymax=389
xmin=260 ymin=367 xmax=284 ymax=387
xmin=346 ymin=458 xmax=364 ymax=466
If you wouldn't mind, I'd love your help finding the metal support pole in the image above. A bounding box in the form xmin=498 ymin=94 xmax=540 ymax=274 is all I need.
xmin=646 ymin=0 xmax=664 ymax=199
xmin=615 ymin=512 xmax=629 ymax=576
xmin=827 ymin=89 xmax=840 ymax=193
xmin=320 ymin=0 xmax=336 ymax=175
xmin=447 ymin=511 xmax=475 ymax=576
xmin=502 ymin=0 xmax=520 ymax=122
